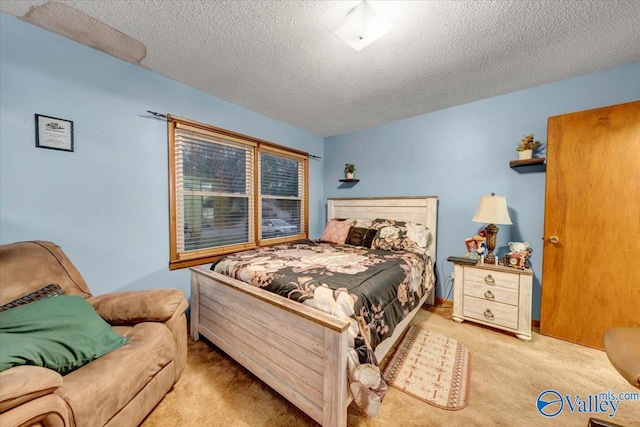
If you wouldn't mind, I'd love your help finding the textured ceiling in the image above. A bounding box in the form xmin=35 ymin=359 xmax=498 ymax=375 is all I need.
xmin=2 ymin=1 xmax=640 ymax=137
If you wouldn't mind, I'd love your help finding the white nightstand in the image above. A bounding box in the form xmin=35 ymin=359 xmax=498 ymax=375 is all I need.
xmin=452 ymin=262 xmax=533 ymax=341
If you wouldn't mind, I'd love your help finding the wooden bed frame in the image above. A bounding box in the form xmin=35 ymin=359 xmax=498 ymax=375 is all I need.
xmin=190 ymin=196 xmax=438 ymax=427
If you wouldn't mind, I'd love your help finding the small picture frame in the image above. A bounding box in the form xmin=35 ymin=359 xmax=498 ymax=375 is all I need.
xmin=35 ymin=114 xmax=74 ymax=152
xmin=464 ymin=238 xmax=476 ymax=253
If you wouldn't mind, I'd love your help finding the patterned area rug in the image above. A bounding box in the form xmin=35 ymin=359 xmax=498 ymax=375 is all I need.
xmin=382 ymin=326 xmax=471 ymax=410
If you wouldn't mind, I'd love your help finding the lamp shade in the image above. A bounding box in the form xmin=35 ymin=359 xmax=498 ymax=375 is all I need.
xmin=472 ymin=194 xmax=513 ymax=225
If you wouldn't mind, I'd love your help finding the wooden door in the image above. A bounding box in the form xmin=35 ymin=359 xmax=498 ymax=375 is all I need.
xmin=541 ymin=101 xmax=640 ymax=349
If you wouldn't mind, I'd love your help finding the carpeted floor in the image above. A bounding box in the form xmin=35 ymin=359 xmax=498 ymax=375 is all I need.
xmin=141 ymin=306 xmax=640 ymax=427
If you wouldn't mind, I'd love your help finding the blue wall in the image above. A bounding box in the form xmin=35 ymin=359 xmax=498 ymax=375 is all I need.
xmin=324 ymin=62 xmax=640 ymax=320
xmin=0 ymin=15 xmax=324 ymax=297
xmin=2 ymin=12 xmax=639 ymax=320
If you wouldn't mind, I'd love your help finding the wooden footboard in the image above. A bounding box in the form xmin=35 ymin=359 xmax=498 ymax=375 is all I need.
xmin=190 ymin=266 xmax=351 ymax=427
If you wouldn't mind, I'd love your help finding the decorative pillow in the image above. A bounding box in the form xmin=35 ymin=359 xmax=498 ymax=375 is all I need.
xmin=0 ymin=295 xmax=130 ymax=374
xmin=345 ymin=218 xmax=373 ymax=229
xmin=362 ymin=228 xmax=378 ymax=248
xmin=320 ymin=219 xmax=353 ymax=244
xmin=0 ymin=284 xmax=64 ymax=312
xmin=369 ymin=218 xmax=388 ymax=229
xmin=372 ymin=223 xmax=405 ymax=251
xmin=405 ymin=221 xmax=432 ymax=250
xmin=370 ymin=219 xmax=431 ymax=253
xmin=346 ymin=227 xmax=368 ymax=246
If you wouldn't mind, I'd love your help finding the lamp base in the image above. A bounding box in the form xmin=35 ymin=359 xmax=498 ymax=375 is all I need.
xmin=484 ymin=252 xmax=496 ymax=265
xmin=484 ymin=223 xmax=499 ymax=264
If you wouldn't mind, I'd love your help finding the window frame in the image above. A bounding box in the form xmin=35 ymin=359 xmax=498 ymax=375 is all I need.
xmin=258 ymin=146 xmax=307 ymax=245
xmin=168 ymin=115 xmax=309 ymax=270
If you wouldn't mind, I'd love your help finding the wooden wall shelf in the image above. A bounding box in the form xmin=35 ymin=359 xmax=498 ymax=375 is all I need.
xmin=510 ymin=158 xmax=545 ymax=167
xmin=338 ymin=179 xmax=360 ymax=183
xmin=510 ymin=157 xmax=546 ymax=172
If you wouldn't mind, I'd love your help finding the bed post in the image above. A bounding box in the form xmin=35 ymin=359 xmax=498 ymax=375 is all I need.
xmin=190 ymin=270 xmax=200 ymax=341
xmin=323 ymin=328 xmax=348 ymax=427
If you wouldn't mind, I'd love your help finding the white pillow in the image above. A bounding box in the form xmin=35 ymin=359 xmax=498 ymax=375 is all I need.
xmin=406 ymin=222 xmax=430 ymax=248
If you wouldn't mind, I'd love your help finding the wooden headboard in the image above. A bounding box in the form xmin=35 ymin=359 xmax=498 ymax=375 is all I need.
xmin=327 ymin=196 xmax=438 ymax=258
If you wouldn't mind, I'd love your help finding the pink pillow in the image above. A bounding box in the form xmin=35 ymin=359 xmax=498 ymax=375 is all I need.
xmin=320 ymin=219 xmax=352 ymax=244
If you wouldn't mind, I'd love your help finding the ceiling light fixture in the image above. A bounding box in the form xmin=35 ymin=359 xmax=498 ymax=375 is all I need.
xmin=332 ymin=1 xmax=392 ymax=52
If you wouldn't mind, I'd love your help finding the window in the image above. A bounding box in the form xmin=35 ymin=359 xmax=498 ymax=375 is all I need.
xmin=168 ymin=116 xmax=308 ymax=269
xmin=259 ymin=149 xmax=305 ymax=239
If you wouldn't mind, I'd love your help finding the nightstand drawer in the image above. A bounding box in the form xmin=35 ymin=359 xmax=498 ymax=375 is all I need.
xmin=463 ymin=297 xmax=519 ymax=330
xmin=464 ymin=267 xmax=519 ymax=290
xmin=463 ymin=281 xmax=519 ymax=306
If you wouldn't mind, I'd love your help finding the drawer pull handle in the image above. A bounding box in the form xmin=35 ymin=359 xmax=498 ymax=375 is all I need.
xmin=484 ymin=275 xmax=495 ymax=285
xmin=484 ymin=290 xmax=495 ymax=300
xmin=484 ymin=309 xmax=494 ymax=320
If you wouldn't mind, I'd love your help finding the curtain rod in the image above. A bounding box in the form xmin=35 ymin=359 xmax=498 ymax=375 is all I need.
xmin=147 ymin=110 xmax=168 ymax=119
xmin=147 ymin=110 xmax=322 ymax=159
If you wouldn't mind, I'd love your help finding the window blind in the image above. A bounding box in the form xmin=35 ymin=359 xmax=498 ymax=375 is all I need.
xmin=168 ymin=116 xmax=308 ymax=269
xmin=259 ymin=149 xmax=306 ymax=241
xmin=174 ymin=125 xmax=255 ymax=255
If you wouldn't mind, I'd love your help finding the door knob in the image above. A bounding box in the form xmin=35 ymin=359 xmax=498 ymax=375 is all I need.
xmin=548 ymin=236 xmax=559 ymax=244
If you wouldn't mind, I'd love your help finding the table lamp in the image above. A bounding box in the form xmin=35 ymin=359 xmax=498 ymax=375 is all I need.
xmin=471 ymin=193 xmax=513 ymax=264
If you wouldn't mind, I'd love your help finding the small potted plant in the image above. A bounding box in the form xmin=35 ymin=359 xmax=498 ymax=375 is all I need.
xmin=516 ymin=134 xmax=542 ymax=160
xmin=344 ymin=163 xmax=355 ymax=179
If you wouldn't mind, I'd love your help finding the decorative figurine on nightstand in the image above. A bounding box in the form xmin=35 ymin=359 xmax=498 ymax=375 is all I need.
xmin=469 ymin=245 xmax=478 ymax=260
xmin=502 ymin=241 xmax=532 ymax=269
xmin=474 ymin=235 xmax=487 ymax=260
xmin=464 ymin=234 xmax=487 ymax=262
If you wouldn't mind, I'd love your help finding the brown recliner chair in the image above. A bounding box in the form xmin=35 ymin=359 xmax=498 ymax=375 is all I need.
xmin=0 ymin=241 xmax=189 ymax=427
xmin=588 ymin=328 xmax=640 ymax=427
xmin=603 ymin=328 xmax=640 ymax=389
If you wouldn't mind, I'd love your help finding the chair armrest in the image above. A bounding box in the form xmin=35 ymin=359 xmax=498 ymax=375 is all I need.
xmin=88 ymin=289 xmax=188 ymax=325
xmin=0 ymin=366 xmax=63 ymax=413
xmin=604 ymin=327 xmax=640 ymax=389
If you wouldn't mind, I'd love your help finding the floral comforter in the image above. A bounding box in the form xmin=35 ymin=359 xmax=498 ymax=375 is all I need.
xmin=211 ymin=240 xmax=435 ymax=416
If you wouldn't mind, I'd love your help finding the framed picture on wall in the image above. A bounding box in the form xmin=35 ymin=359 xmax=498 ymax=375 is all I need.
xmin=35 ymin=114 xmax=74 ymax=152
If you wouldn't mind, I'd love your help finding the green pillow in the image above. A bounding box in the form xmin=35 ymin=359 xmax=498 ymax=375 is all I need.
xmin=0 ymin=295 xmax=130 ymax=374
